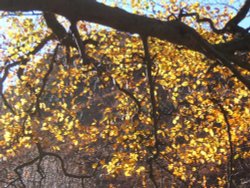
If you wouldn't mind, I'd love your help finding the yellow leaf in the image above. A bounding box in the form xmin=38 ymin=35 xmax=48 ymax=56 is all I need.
xmin=200 ymin=150 xmax=206 ymax=156
xmin=207 ymin=115 xmax=215 ymax=122
xmin=92 ymin=163 xmax=98 ymax=168
xmin=209 ymin=129 xmax=214 ymax=137
xmin=234 ymin=154 xmax=240 ymax=160
xmin=124 ymin=170 xmax=132 ymax=177
xmin=73 ymin=140 xmax=78 ymax=146
xmin=170 ymin=0 xmax=177 ymax=3
xmin=182 ymin=81 xmax=188 ymax=87
xmin=52 ymin=146 xmax=60 ymax=151
xmin=4 ymin=131 xmax=12 ymax=142
xmin=136 ymin=166 xmax=145 ymax=174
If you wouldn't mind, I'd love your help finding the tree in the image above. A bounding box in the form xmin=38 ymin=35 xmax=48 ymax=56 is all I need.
xmin=0 ymin=0 xmax=250 ymax=187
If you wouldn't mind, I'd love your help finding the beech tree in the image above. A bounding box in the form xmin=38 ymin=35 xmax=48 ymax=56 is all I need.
xmin=0 ymin=0 xmax=250 ymax=187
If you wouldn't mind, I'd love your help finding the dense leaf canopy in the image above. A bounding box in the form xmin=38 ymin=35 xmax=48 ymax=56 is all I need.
xmin=0 ymin=0 xmax=250 ymax=187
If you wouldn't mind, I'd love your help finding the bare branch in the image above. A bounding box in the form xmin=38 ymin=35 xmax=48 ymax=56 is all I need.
xmin=179 ymin=11 xmax=223 ymax=34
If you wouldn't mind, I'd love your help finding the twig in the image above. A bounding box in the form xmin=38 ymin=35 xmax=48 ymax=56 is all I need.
xmin=0 ymin=62 xmax=19 ymax=114
xmin=210 ymin=97 xmax=234 ymax=188
xmin=32 ymin=44 xmax=58 ymax=115
xmin=17 ymin=35 xmax=53 ymax=79
xmin=180 ymin=0 xmax=250 ymax=36
xmin=207 ymin=74 xmax=234 ymax=188
xmin=6 ymin=143 xmax=94 ymax=187
xmin=36 ymin=143 xmax=93 ymax=179
xmin=113 ymin=79 xmax=141 ymax=114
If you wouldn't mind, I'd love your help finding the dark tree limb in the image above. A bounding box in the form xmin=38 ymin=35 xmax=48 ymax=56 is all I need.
xmin=148 ymin=159 xmax=158 ymax=188
xmin=142 ymin=36 xmax=160 ymax=188
xmin=43 ymin=13 xmax=70 ymax=43
xmin=36 ymin=143 xmax=93 ymax=179
xmin=225 ymin=0 xmax=250 ymax=35
xmin=44 ymin=12 xmax=97 ymax=48
xmin=178 ymin=11 xmax=224 ymax=34
xmin=0 ymin=0 xmax=227 ymax=53
xmin=0 ymin=0 xmax=249 ymax=89
xmin=0 ymin=62 xmax=19 ymax=114
xmin=142 ymin=36 xmax=159 ymax=157
xmin=7 ymin=156 xmax=40 ymax=188
xmin=214 ymin=34 xmax=250 ymax=54
xmin=180 ymin=0 xmax=250 ymax=35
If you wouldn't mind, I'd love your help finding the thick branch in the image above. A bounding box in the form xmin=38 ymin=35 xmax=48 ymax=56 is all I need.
xmin=225 ymin=0 xmax=250 ymax=34
xmin=0 ymin=0 xmax=249 ymax=89
xmin=43 ymin=13 xmax=68 ymax=42
xmin=214 ymin=34 xmax=250 ymax=54
xmin=0 ymin=0 xmax=210 ymax=53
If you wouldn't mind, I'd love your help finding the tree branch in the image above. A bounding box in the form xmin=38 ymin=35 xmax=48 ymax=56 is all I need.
xmin=7 ymin=143 xmax=93 ymax=187
xmin=142 ymin=36 xmax=159 ymax=188
xmin=225 ymin=0 xmax=250 ymax=35
xmin=214 ymin=34 xmax=250 ymax=54
xmin=0 ymin=0 xmax=215 ymax=53
xmin=208 ymin=98 xmax=234 ymax=188
xmin=0 ymin=0 xmax=249 ymax=89
xmin=0 ymin=35 xmax=52 ymax=114
xmin=32 ymin=44 xmax=58 ymax=115
xmin=113 ymin=78 xmax=141 ymax=115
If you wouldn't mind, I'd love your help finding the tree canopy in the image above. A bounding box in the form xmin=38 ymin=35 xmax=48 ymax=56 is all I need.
xmin=0 ymin=0 xmax=250 ymax=187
